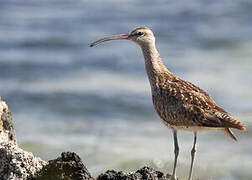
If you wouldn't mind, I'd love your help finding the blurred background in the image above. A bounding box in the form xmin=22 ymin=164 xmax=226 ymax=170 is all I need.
xmin=0 ymin=0 xmax=252 ymax=179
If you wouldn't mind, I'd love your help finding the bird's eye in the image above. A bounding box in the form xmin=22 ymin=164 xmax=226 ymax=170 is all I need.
xmin=136 ymin=32 xmax=144 ymax=36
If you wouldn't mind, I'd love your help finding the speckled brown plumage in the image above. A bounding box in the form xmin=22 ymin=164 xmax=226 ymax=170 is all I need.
xmin=136 ymin=28 xmax=245 ymax=140
xmin=151 ymin=65 xmax=245 ymax=131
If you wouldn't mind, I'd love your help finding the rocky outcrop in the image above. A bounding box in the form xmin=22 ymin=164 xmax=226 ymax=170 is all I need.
xmin=33 ymin=152 xmax=93 ymax=180
xmin=0 ymin=100 xmax=15 ymax=144
xmin=97 ymin=167 xmax=171 ymax=180
xmin=0 ymin=99 xmax=172 ymax=180
xmin=0 ymin=142 xmax=47 ymax=180
xmin=0 ymin=99 xmax=47 ymax=180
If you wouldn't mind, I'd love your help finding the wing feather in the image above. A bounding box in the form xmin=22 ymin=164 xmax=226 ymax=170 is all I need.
xmin=155 ymin=75 xmax=245 ymax=130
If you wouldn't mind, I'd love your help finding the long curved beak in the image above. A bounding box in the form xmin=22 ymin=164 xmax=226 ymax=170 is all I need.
xmin=90 ymin=34 xmax=129 ymax=47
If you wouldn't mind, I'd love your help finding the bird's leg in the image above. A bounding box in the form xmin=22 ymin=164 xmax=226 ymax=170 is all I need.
xmin=171 ymin=129 xmax=179 ymax=180
xmin=188 ymin=132 xmax=197 ymax=180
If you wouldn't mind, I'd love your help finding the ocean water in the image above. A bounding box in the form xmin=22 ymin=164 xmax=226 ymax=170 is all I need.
xmin=0 ymin=0 xmax=252 ymax=179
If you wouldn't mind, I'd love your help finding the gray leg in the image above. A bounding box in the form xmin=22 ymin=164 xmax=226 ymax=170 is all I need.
xmin=171 ymin=129 xmax=179 ymax=180
xmin=188 ymin=132 xmax=197 ymax=180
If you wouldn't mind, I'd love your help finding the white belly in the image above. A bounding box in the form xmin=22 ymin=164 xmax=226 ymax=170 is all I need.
xmin=162 ymin=120 xmax=222 ymax=132
xmin=171 ymin=126 xmax=222 ymax=132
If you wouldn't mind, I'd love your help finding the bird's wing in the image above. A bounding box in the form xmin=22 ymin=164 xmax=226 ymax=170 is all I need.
xmin=162 ymin=77 xmax=245 ymax=130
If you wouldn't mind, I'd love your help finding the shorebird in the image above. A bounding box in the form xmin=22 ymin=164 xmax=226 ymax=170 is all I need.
xmin=90 ymin=27 xmax=246 ymax=180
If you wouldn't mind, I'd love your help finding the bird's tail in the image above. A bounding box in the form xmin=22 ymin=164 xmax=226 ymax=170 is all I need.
xmin=222 ymin=117 xmax=246 ymax=131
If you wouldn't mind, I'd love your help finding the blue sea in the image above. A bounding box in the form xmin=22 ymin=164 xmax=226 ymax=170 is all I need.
xmin=0 ymin=0 xmax=252 ymax=179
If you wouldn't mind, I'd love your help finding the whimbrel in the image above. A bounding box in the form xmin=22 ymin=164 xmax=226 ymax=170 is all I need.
xmin=90 ymin=27 xmax=245 ymax=180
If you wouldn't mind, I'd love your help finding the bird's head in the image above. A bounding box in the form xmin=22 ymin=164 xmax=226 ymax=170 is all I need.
xmin=90 ymin=27 xmax=155 ymax=47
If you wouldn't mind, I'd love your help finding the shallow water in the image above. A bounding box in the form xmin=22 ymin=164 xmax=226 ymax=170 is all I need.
xmin=0 ymin=0 xmax=252 ymax=179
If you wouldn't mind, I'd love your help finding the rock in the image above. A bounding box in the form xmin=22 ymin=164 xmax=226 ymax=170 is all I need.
xmin=0 ymin=111 xmax=16 ymax=143
xmin=0 ymin=99 xmax=16 ymax=144
xmin=0 ymin=98 xmax=47 ymax=180
xmin=97 ymin=166 xmax=171 ymax=180
xmin=33 ymin=152 xmax=94 ymax=180
xmin=0 ymin=142 xmax=47 ymax=180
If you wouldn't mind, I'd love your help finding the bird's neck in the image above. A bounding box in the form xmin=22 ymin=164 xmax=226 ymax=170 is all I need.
xmin=140 ymin=43 xmax=172 ymax=87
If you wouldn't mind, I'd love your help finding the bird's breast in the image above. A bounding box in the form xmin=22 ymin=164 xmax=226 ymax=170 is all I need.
xmin=152 ymin=88 xmax=182 ymax=125
xmin=151 ymin=86 xmax=200 ymax=128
